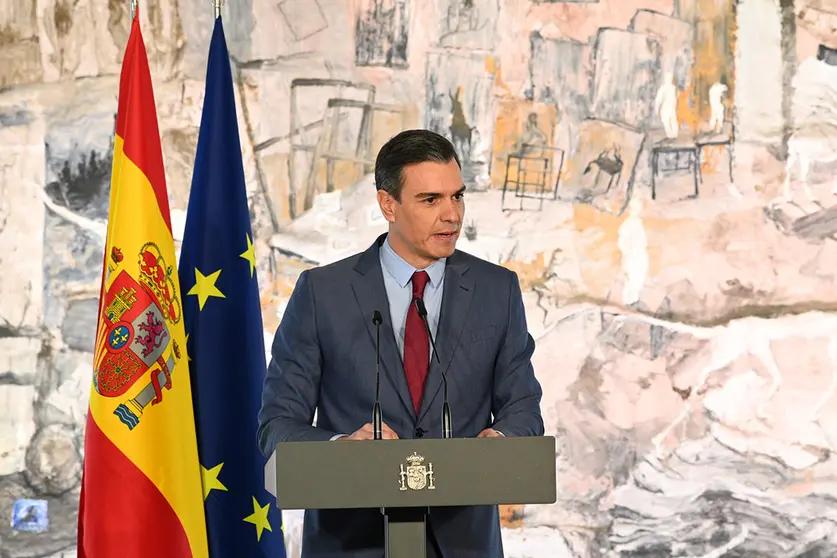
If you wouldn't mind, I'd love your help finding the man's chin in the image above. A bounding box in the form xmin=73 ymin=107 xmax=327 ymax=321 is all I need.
xmin=430 ymin=233 xmax=458 ymax=255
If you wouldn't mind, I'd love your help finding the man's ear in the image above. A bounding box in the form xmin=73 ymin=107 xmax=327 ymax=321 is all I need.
xmin=377 ymin=189 xmax=397 ymax=223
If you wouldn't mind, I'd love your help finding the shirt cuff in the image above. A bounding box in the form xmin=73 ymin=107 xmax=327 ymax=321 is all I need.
xmin=330 ymin=434 xmax=347 ymax=441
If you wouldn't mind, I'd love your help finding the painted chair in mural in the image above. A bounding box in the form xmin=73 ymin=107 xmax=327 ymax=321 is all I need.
xmin=650 ymin=79 xmax=736 ymax=201
xmin=501 ymin=112 xmax=565 ymax=211
xmin=649 ymin=133 xmax=701 ymax=200
xmin=288 ymin=78 xmax=408 ymax=212
xmin=650 ymin=118 xmax=735 ymax=201
xmin=303 ymin=97 xmax=406 ymax=210
xmin=288 ymin=78 xmax=375 ymax=211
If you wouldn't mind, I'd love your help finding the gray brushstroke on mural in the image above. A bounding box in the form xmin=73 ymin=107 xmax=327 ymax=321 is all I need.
xmin=277 ymin=0 xmax=329 ymax=41
xmin=780 ymin=0 xmax=797 ymax=160
xmin=355 ymin=0 xmax=410 ymax=68
xmin=0 ymin=107 xmax=33 ymax=127
xmin=590 ymin=28 xmax=662 ymax=130
xmin=609 ymin=438 xmax=837 ymax=556
xmin=628 ymin=10 xmax=694 ymax=91
xmin=526 ymin=32 xmax=591 ymax=122
xmin=436 ymin=0 xmax=500 ymax=50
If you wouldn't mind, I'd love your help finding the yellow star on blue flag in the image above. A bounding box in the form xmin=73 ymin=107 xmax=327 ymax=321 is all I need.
xmin=243 ymin=496 xmax=272 ymax=541
xmin=178 ymin=15 xmax=286 ymax=558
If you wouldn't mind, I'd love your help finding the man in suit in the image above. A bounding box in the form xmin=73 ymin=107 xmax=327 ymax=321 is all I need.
xmin=258 ymin=129 xmax=544 ymax=557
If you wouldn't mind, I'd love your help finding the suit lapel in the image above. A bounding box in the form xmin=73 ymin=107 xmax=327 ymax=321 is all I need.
xmin=350 ymin=235 xmax=416 ymax=420
xmin=417 ymin=251 xmax=474 ymax=424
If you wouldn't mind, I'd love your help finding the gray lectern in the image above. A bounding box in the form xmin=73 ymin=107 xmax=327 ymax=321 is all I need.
xmin=264 ymin=436 xmax=557 ymax=558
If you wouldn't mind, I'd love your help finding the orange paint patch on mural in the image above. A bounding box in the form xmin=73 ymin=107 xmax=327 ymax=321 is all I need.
xmin=499 ymin=250 xmax=563 ymax=292
xmin=676 ymin=87 xmax=697 ymax=134
xmin=700 ymin=144 xmax=725 ymax=175
xmin=567 ymin=202 xmax=697 ymax=299
xmin=485 ymin=54 xmax=511 ymax=97
xmin=570 ymin=203 xmax=624 ymax=298
xmin=679 ymin=0 xmax=736 ymax=126
xmin=782 ymin=470 xmax=816 ymax=497
xmin=499 ymin=504 xmax=525 ymax=528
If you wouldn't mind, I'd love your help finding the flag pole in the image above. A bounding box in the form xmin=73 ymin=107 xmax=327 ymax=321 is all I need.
xmin=130 ymin=0 xmax=138 ymax=20
xmin=213 ymin=0 xmax=222 ymax=19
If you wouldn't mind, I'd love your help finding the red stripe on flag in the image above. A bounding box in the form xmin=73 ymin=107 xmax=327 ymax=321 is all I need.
xmin=77 ymin=415 xmax=191 ymax=558
xmin=114 ymin=12 xmax=137 ymax=133
xmin=114 ymin=12 xmax=173 ymax=235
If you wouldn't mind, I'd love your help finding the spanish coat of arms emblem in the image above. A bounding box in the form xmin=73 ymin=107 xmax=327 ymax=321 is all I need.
xmin=93 ymin=243 xmax=183 ymax=429
xmin=399 ymin=452 xmax=436 ymax=491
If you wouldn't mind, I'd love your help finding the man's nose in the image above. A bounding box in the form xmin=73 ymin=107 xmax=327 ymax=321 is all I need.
xmin=439 ymin=202 xmax=460 ymax=223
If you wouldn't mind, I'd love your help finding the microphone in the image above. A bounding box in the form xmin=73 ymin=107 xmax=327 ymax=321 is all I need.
xmin=372 ymin=310 xmax=384 ymax=440
xmin=413 ymin=298 xmax=451 ymax=439
xmin=372 ymin=310 xmax=383 ymax=440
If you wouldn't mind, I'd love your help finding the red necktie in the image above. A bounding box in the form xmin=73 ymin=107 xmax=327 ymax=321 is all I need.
xmin=404 ymin=271 xmax=430 ymax=413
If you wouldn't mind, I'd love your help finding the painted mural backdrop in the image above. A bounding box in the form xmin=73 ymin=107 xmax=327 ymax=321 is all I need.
xmin=3 ymin=0 xmax=837 ymax=555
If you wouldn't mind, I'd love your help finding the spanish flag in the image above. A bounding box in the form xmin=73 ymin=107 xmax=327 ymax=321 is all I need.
xmin=77 ymin=8 xmax=209 ymax=558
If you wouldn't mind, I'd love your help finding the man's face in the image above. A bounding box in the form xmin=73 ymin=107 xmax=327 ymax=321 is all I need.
xmin=377 ymin=159 xmax=465 ymax=269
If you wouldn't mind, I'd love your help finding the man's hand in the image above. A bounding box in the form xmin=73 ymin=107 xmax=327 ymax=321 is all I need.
xmin=344 ymin=422 xmax=399 ymax=440
xmin=477 ymin=428 xmax=504 ymax=438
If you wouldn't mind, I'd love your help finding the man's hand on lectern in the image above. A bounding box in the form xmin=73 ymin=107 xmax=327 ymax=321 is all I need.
xmin=344 ymin=422 xmax=400 ymax=440
xmin=477 ymin=428 xmax=504 ymax=438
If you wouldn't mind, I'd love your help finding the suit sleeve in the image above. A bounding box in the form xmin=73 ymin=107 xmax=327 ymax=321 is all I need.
xmin=489 ymin=270 xmax=545 ymax=437
xmin=257 ymin=269 xmax=339 ymax=456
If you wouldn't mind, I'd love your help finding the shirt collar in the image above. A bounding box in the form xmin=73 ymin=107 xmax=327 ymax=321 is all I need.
xmin=380 ymin=235 xmax=446 ymax=288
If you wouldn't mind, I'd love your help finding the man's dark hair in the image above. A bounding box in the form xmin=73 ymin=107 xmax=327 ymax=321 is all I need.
xmin=374 ymin=129 xmax=461 ymax=201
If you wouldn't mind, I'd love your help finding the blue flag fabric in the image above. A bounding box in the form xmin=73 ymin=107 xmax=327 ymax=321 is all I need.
xmin=179 ymin=16 xmax=287 ymax=558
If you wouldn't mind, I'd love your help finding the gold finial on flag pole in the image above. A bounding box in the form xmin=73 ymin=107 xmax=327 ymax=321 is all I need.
xmin=130 ymin=0 xmax=138 ymax=20
xmin=213 ymin=0 xmax=223 ymax=19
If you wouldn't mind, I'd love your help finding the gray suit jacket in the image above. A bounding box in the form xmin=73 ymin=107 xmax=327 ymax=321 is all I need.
xmin=258 ymin=233 xmax=544 ymax=557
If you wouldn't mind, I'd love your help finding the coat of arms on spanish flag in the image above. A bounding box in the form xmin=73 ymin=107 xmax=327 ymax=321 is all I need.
xmin=77 ymin=6 xmax=209 ymax=558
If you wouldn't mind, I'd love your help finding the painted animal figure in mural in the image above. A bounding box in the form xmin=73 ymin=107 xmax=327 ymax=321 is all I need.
xmin=583 ymin=145 xmax=623 ymax=192
xmin=449 ymin=87 xmax=476 ymax=159
xmin=529 ymin=248 xmax=564 ymax=323
xmin=427 ymin=87 xmax=447 ymax=134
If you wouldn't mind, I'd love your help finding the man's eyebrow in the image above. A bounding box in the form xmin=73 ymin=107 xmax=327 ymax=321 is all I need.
xmin=414 ymin=186 xmax=467 ymax=199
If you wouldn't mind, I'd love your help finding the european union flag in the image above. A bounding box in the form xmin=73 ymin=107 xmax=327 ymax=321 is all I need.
xmin=179 ymin=16 xmax=287 ymax=558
